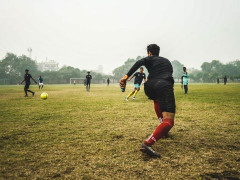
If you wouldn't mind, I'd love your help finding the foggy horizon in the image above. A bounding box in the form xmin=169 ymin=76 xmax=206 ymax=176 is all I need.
xmin=0 ymin=0 xmax=240 ymax=74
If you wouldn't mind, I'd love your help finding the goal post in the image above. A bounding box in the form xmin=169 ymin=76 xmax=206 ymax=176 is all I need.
xmin=70 ymin=78 xmax=86 ymax=85
xmin=69 ymin=78 xmax=112 ymax=84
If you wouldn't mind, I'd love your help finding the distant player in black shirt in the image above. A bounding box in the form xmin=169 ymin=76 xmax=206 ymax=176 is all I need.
xmin=224 ymin=76 xmax=227 ymax=85
xmin=20 ymin=69 xmax=37 ymax=97
xmin=86 ymin=71 xmax=92 ymax=91
xmin=107 ymin=78 xmax=110 ymax=86
xmin=120 ymin=44 xmax=175 ymax=157
xmin=126 ymin=67 xmax=146 ymax=101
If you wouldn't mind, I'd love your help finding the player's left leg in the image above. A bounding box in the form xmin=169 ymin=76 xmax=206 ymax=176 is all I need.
xmin=154 ymin=100 xmax=163 ymax=123
xmin=184 ymin=85 xmax=188 ymax=94
xmin=27 ymin=88 xmax=35 ymax=96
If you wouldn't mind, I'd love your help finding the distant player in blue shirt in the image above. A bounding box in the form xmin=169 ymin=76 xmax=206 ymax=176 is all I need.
xmin=126 ymin=67 xmax=146 ymax=101
xmin=38 ymin=76 xmax=44 ymax=89
xmin=181 ymin=67 xmax=189 ymax=94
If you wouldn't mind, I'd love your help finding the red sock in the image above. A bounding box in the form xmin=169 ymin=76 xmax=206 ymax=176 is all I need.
xmin=154 ymin=100 xmax=163 ymax=122
xmin=145 ymin=118 xmax=174 ymax=146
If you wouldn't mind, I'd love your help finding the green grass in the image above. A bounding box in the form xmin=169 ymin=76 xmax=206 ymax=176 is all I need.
xmin=0 ymin=84 xmax=240 ymax=179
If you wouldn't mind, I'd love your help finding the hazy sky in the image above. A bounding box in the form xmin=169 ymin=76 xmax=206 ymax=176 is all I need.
xmin=0 ymin=0 xmax=239 ymax=74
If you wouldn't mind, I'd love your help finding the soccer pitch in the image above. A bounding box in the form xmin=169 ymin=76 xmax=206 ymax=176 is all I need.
xmin=0 ymin=84 xmax=239 ymax=179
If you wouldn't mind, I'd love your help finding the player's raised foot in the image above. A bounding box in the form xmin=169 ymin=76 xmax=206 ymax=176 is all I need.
xmin=140 ymin=144 xmax=160 ymax=158
xmin=132 ymin=97 xmax=135 ymax=100
xmin=125 ymin=97 xmax=128 ymax=101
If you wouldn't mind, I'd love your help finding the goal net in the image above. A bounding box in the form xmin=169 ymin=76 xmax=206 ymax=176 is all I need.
xmin=70 ymin=78 xmax=86 ymax=85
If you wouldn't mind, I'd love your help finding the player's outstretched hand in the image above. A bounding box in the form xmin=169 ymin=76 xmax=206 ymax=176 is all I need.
xmin=119 ymin=75 xmax=128 ymax=92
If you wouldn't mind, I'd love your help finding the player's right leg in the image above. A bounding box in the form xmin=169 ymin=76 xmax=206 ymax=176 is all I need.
xmin=24 ymin=85 xmax=28 ymax=97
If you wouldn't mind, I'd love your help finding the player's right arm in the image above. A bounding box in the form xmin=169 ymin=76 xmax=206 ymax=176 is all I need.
xmin=127 ymin=73 xmax=137 ymax=81
xmin=182 ymin=72 xmax=189 ymax=78
xmin=119 ymin=75 xmax=128 ymax=91
xmin=120 ymin=58 xmax=146 ymax=91
xmin=126 ymin=58 xmax=146 ymax=77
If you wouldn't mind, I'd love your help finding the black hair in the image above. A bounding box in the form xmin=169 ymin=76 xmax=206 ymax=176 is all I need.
xmin=147 ymin=44 xmax=160 ymax=56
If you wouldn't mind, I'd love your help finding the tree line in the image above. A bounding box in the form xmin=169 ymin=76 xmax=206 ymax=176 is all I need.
xmin=0 ymin=53 xmax=111 ymax=85
xmin=1 ymin=53 xmax=240 ymax=85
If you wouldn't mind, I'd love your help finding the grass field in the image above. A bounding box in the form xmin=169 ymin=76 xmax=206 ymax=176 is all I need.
xmin=0 ymin=83 xmax=240 ymax=179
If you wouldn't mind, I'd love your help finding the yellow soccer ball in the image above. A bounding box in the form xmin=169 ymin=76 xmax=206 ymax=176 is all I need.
xmin=41 ymin=92 xmax=48 ymax=100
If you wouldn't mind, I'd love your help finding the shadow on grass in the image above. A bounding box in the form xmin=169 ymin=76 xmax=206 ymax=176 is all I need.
xmin=201 ymin=170 xmax=240 ymax=180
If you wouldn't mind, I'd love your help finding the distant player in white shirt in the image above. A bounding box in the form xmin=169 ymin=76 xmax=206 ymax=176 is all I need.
xmin=38 ymin=76 xmax=44 ymax=89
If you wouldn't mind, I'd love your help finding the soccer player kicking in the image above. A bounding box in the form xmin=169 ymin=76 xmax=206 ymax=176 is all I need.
xmin=20 ymin=69 xmax=37 ymax=97
xmin=120 ymin=44 xmax=175 ymax=157
xmin=86 ymin=71 xmax=92 ymax=91
xmin=38 ymin=76 xmax=44 ymax=89
xmin=125 ymin=67 xmax=146 ymax=101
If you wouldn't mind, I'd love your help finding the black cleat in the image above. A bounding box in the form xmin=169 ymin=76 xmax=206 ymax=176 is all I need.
xmin=24 ymin=95 xmax=28 ymax=97
xmin=140 ymin=144 xmax=160 ymax=158
xmin=32 ymin=92 xmax=35 ymax=96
